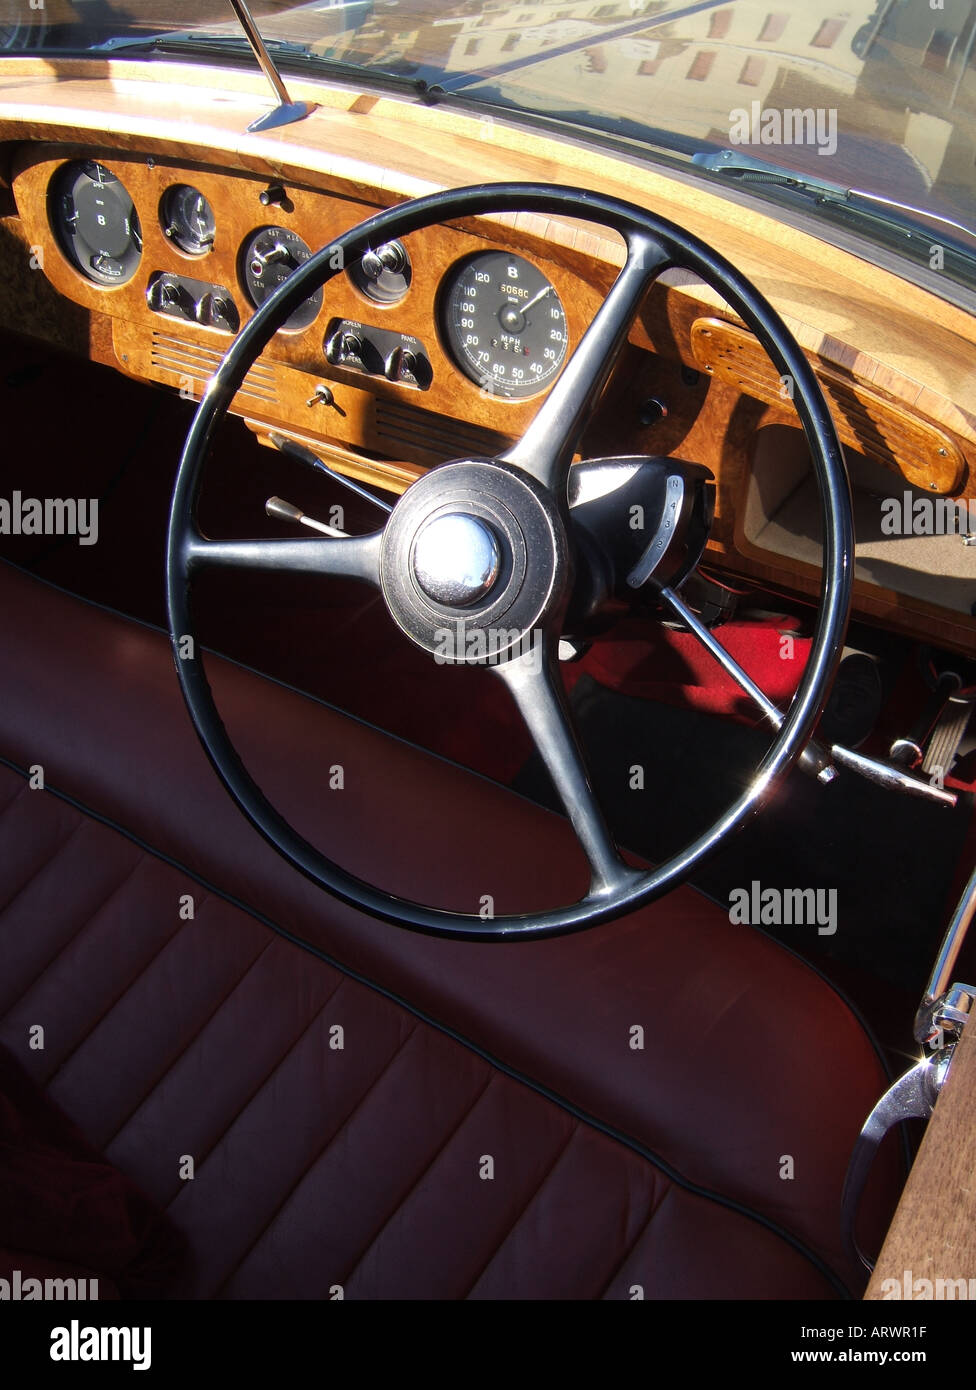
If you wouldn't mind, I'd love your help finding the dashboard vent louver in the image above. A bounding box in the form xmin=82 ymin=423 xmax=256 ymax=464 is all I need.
xmin=374 ymin=399 xmax=511 ymax=464
xmin=146 ymin=330 xmax=279 ymax=406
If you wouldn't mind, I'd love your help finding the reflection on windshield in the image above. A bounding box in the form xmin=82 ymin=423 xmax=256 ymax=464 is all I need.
xmin=1 ymin=1 xmax=973 ymax=236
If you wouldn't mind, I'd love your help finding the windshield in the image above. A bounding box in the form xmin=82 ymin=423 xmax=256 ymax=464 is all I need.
xmin=3 ymin=1 xmax=975 ymax=271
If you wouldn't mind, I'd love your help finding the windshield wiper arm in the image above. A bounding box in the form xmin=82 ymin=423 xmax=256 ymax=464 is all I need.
xmin=224 ymin=0 xmax=314 ymax=132
xmin=93 ymin=26 xmax=316 ymax=132
xmin=694 ymin=149 xmax=976 ymax=251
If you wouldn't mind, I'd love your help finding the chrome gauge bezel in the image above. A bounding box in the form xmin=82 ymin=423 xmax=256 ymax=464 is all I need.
xmin=439 ymin=250 xmax=568 ymax=400
xmin=160 ymin=184 xmax=217 ymax=256
xmin=50 ymin=159 xmax=143 ymax=287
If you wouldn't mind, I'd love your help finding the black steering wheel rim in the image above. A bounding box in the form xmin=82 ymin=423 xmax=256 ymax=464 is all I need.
xmin=166 ymin=182 xmax=853 ymax=940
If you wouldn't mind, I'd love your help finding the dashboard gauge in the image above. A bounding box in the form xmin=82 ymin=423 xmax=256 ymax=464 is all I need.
xmin=50 ymin=160 xmax=142 ymax=286
xmin=441 ymin=251 xmax=568 ymax=399
xmin=349 ymin=239 xmax=411 ymax=304
xmin=161 ymin=184 xmax=216 ymax=255
xmin=240 ymin=225 xmax=322 ymax=331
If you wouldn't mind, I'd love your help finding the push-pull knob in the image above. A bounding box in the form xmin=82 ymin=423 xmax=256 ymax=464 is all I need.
xmin=194 ymin=292 xmax=235 ymax=328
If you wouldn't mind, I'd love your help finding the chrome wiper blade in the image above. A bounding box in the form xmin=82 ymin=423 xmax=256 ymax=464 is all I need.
xmin=90 ymin=32 xmax=309 ymax=58
xmin=88 ymin=29 xmax=441 ymax=107
xmin=88 ymin=30 xmax=197 ymax=53
xmin=694 ymin=149 xmax=976 ymax=248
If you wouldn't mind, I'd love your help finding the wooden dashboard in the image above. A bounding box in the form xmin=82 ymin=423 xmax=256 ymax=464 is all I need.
xmin=0 ymin=55 xmax=974 ymax=653
xmin=9 ymin=141 xmax=607 ymax=485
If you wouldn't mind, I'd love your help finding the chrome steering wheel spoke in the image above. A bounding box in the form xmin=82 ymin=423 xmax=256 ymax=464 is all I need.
xmin=499 ymin=233 xmax=670 ymax=494
xmin=184 ymin=527 xmax=384 ymax=584
xmin=494 ymin=637 xmax=640 ymax=899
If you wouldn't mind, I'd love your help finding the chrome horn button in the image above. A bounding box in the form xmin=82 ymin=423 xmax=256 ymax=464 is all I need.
xmin=412 ymin=512 xmax=501 ymax=608
xmin=379 ymin=458 xmax=562 ymax=661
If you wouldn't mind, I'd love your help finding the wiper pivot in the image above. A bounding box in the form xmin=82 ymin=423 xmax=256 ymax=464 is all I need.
xmin=694 ymin=148 xmax=976 ymax=247
xmin=226 ymin=0 xmax=316 ymax=134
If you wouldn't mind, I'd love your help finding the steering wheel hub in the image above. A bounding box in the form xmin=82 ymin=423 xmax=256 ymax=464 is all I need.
xmin=378 ymin=458 xmax=568 ymax=664
xmin=412 ymin=512 xmax=502 ymax=608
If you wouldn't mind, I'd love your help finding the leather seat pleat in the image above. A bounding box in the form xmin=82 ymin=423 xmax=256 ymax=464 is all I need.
xmin=169 ymin=1000 xmax=422 ymax=1297
xmin=103 ymin=937 xmax=347 ymax=1206
xmin=46 ymin=896 xmax=273 ymax=1150
xmin=218 ymin=1026 xmax=493 ymax=1300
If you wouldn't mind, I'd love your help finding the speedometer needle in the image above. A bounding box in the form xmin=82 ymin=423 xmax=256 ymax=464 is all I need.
xmin=515 ymin=285 xmax=553 ymax=315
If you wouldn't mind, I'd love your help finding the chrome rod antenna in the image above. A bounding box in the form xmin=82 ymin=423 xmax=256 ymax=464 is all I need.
xmin=227 ymin=0 xmax=317 ymax=132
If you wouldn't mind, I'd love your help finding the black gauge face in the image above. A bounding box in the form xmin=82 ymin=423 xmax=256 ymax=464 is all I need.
xmin=51 ymin=160 xmax=142 ymax=286
xmin=348 ymin=239 xmax=411 ymax=304
xmin=240 ymin=226 xmax=322 ymax=331
xmin=161 ymin=184 xmax=216 ymax=255
xmin=442 ymin=251 xmax=568 ymax=399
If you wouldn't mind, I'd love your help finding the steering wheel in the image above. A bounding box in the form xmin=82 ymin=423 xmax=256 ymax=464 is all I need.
xmin=166 ymin=183 xmax=853 ymax=940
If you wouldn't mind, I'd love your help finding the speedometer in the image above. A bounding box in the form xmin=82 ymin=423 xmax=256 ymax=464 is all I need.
xmin=441 ymin=252 xmax=567 ymax=399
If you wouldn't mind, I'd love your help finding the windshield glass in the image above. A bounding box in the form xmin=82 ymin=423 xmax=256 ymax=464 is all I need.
xmin=3 ymin=2 xmax=974 ymax=261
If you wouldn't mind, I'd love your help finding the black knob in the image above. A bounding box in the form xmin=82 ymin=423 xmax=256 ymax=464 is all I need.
xmin=387 ymin=347 xmax=419 ymax=382
xmin=259 ymin=184 xmax=287 ymax=207
xmin=149 ymin=278 xmax=181 ymax=312
xmin=327 ymin=330 xmax=366 ymax=367
xmin=638 ymin=397 xmax=668 ymax=427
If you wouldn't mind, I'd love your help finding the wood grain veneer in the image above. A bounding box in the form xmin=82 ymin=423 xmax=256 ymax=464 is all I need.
xmin=0 ymin=58 xmax=972 ymax=650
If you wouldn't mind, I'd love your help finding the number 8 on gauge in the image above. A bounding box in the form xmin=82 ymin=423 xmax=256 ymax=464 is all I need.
xmin=441 ymin=251 xmax=568 ymax=399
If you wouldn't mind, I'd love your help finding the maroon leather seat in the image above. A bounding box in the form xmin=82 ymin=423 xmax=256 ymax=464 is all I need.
xmin=0 ymin=560 xmax=901 ymax=1298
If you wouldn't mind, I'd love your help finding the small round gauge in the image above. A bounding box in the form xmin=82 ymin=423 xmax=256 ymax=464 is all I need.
xmin=161 ymin=184 xmax=216 ymax=255
xmin=50 ymin=160 xmax=142 ymax=286
xmin=441 ymin=251 xmax=568 ymax=399
xmin=349 ymin=239 xmax=411 ymax=304
xmin=240 ymin=225 xmax=322 ymax=331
